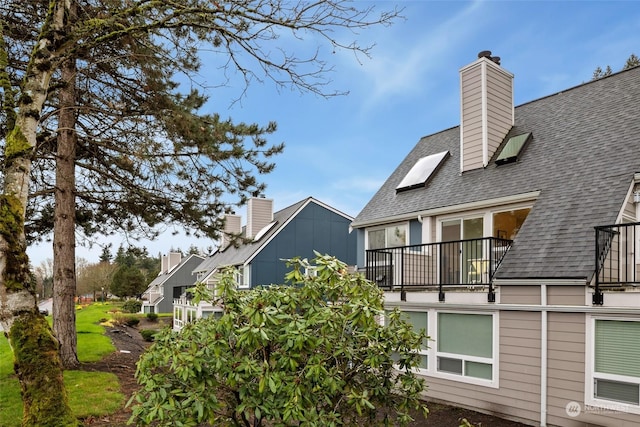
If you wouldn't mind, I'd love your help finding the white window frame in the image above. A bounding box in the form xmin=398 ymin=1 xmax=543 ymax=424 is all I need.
xmin=585 ymin=315 xmax=640 ymax=414
xmin=432 ymin=310 xmax=499 ymax=388
xmin=394 ymin=310 xmax=429 ymax=372
xmin=394 ymin=309 xmax=498 ymax=388
xmin=365 ymin=222 xmax=409 ymax=250
xmin=237 ymin=265 xmax=250 ymax=289
xmin=186 ymin=307 xmax=197 ymax=324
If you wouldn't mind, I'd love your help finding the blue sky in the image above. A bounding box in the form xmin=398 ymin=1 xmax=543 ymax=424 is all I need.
xmin=27 ymin=0 xmax=640 ymax=266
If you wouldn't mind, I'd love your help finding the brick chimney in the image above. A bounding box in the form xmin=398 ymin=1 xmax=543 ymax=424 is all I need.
xmin=220 ymin=214 xmax=242 ymax=248
xmin=246 ymin=197 xmax=274 ymax=239
xmin=460 ymin=51 xmax=514 ymax=172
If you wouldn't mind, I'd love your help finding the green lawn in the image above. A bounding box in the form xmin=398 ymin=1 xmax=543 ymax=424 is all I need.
xmin=0 ymin=302 xmax=127 ymax=426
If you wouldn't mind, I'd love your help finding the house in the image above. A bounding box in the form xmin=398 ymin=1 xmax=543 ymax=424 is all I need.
xmin=351 ymin=51 xmax=640 ymax=427
xmin=141 ymin=252 xmax=205 ymax=314
xmin=173 ymin=196 xmax=357 ymax=329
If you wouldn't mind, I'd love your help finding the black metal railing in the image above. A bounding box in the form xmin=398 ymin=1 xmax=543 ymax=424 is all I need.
xmin=593 ymin=222 xmax=640 ymax=305
xmin=365 ymin=237 xmax=512 ymax=302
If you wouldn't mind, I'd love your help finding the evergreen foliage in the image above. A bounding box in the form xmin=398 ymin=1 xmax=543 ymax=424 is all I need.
xmin=130 ymin=255 xmax=429 ymax=426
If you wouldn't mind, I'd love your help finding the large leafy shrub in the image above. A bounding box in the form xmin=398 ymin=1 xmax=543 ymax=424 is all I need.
xmin=130 ymin=254 xmax=428 ymax=426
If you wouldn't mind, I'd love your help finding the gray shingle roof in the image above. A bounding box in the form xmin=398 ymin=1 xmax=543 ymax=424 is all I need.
xmin=353 ymin=66 xmax=640 ymax=281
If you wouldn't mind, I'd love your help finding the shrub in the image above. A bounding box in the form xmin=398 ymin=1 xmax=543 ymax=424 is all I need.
xmin=131 ymin=254 xmax=428 ymax=426
xmin=112 ymin=313 xmax=140 ymax=327
xmin=140 ymin=329 xmax=157 ymax=342
xmin=122 ymin=299 xmax=142 ymax=313
xmin=125 ymin=316 xmax=140 ymax=327
xmin=146 ymin=312 xmax=158 ymax=322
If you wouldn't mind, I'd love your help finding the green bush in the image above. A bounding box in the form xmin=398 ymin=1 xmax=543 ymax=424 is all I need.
xmin=131 ymin=255 xmax=429 ymax=426
xmin=140 ymin=329 xmax=157 ymax=342
xmin=146 ymin=312 xmax=158 ymax=322
xmin=122 ymin=299 xmax=142 ymax=313
xmin=124 ymin=316 xmax=140 ymax=327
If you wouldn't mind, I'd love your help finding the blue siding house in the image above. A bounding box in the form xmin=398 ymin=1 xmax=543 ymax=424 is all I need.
xmin=141 ymin=253 xmax=205 ymax=314
xmin=173 ymin=197 xmax=356 ymax=328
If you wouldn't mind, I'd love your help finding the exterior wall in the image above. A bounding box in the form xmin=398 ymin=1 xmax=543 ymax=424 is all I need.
xmin=499 ymin=285 xmax=541 ymax=304
xmin=247 ymin=197 xmax=274 ymax=239
xmin=460 ymin=58 xmax=513 ymax=172
xmin=460 ymin=62 xmax=484 ymax=172
xmin=154 ymin=255 xmax=203 ymax=313
xmin=408 ymin=307 xmax=541 ymax=426
xmin=547 ymin=285 xmax=586 ymax=306
xmin=250 ymin=201 xmax=356 ymax=286
xmin=485 ymin=64 xmax=514 ymax=157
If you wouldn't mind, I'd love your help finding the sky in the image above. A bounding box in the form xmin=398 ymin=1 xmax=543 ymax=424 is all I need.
xmin=27 ymin=0 xmax=640 ymax=266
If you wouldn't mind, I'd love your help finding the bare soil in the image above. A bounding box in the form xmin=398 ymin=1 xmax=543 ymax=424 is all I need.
xmin=79 ymin=319 xmax=529 ymax=426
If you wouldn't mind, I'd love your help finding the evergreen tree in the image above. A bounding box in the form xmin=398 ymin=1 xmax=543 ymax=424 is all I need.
xmin=0 ymin=1 xmax=401 ymax=423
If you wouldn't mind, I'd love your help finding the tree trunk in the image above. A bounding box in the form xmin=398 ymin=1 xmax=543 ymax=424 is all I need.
xmin=53 ymin=42 xmax=79 ymax=369
xmin=0 ymin=1 xmax=78 ymax=424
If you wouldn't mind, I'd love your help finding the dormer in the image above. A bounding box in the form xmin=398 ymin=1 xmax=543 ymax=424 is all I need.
xmin=460 ymin=51 xmax=514 ymax=172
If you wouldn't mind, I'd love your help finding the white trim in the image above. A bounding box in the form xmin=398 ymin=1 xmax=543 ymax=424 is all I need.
xmin=430 ymin=310 xmax=499 ymax=388
xmin=365 ymin=221 xmax=410 ymax=250
xmin=351 ymin=191 xmax=540 ymax=229
xmin=481 ymin=60 xmax=489 ymax=167
xmin=540 ymin=284 xmax=548 ymax=426
xmin=399 ymin=308 xmax=499 ymax=388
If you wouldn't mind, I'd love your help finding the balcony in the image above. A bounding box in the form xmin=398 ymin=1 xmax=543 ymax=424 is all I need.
xmin=365 ymin=237 xmax=512 ymax=302
xmin=593 ymin=222 xmax=640 ymax=305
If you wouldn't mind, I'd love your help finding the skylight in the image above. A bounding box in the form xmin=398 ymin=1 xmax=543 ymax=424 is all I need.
xmin=252 ymin=221 xmax=277 ymax=242
xmin=396 ymin=151 xmax=449 ymax=192
xmin=495 ymin=133 xmax=532 ymax=165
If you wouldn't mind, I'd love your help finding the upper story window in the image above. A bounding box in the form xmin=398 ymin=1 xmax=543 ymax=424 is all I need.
xmin=368 ymin=224 xmax=408 ymax=249
xmin=492 ymin=208 xmax=530 ymax=240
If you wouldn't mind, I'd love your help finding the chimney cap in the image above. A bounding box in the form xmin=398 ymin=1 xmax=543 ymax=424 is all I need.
xmin=477 ymin=50 xmax=500 ymax=66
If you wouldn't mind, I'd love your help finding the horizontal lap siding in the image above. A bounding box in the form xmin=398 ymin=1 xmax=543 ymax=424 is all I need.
xmin=547 ymin=286 xmax=586 ymax=305
xmin=423 ymin=309 xmax=541 ymax=425
xmin=500 ymin=285 xmax=541 ymax=304
xmin=461 ymin=64 xmax=484 ymax=171
xmin=547 ymin=312 xmax=640 ymax=426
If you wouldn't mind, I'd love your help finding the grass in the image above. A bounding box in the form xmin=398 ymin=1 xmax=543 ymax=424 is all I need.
xmin=0 ymin=302 xmax=126 ymax=426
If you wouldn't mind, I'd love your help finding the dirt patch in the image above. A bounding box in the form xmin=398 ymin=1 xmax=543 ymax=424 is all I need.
xmin=80 ymin=319 xmax=529 ymax=427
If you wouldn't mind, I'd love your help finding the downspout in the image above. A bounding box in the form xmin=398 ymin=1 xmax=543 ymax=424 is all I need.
xmin=540 ymin=283 xmax=548 ymax=427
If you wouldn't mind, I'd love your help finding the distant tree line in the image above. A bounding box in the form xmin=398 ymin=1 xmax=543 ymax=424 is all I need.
xmin=33 ymin=245 xmax=211 ymax=302
xmin=592 ymin=53 xmax=639 ymax=80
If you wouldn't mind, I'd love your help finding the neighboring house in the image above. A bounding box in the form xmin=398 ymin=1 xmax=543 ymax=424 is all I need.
xmin=173 ymin=196 xmax=357 ymax=329
xmin=351 ymin=51 xmax=640 ymax=427
xmin=141 ymin=252 xmax=205 ymax=314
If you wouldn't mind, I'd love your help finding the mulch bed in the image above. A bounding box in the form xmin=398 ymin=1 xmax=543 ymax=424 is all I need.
xmin=79 ymin=320 xmax=529 ymax=427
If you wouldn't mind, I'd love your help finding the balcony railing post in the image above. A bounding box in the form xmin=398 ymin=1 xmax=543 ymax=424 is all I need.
xmin=488 ymin=238 xmax=496 ymax=303
xmin=593 ymin=226 xmax=604 ymax=305
xmin=400 ymin=247 xmax=406 ymax=301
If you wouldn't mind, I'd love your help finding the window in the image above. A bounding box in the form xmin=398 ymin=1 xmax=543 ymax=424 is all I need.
xmin=403 ymin=311 xmax=429 ymax=369
xmin=396 ymin=151 xmax=449 ymax=192
xmin=367 ymin=224 xmax=408 ymax=250
xmin=236 ymin=265 xmax=250 ymax=289
xmin=590 ymin=319 xmax=640 ymax=408
xmin=437 ymin=312 xmax=495 ymax=382
xmin=492 ymin=208 xmax=530 ymax=241
xmin=186 ymin=308 xmax=197 ymax=324
xmin=495 ymin=133 xmax=531 ymax=165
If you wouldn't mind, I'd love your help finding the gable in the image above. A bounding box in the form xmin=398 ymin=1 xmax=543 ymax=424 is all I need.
xmin=353 ymin=66 xmax=640 ymax=280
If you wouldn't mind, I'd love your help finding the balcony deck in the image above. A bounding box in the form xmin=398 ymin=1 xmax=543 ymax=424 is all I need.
xmin=365 ymin=237 xmax=512 ymax=302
